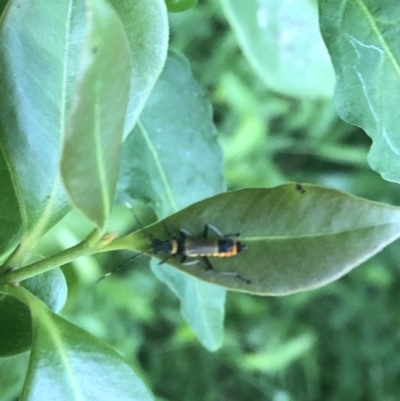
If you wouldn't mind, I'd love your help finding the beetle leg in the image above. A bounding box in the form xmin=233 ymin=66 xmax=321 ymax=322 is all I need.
xmin=218 ymin=270 xmax=252 ymax=285
xmin=225 ymin=233 xmax=241 ymax=238
xmin=206 ymin=224 xmax=240 ymax=238
xmin=181 ymin=257 xmax=211 ymax=269
xmin=162 ymin=222 xmax=174 ymax=238
xmin=158 ymin=255 xmax=171 ymax=265
xmin=180 ymin=256 xmax=251 ymax=285
xmin=179 ymin=229 xmax=191 ymax=238
xmin=182 ymin=259 xmax=200 ymax=266
xmin=202 ymin=257 xmax=251 ymax=284
xmin=202 ymin=256 xmax=214 ymax=271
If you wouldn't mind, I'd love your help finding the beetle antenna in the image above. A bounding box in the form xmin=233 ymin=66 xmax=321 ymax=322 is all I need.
xmin=97 ymin=248 xmax=152 ymax=283
xmin=129 ymin=210 xmax=156 ymax=242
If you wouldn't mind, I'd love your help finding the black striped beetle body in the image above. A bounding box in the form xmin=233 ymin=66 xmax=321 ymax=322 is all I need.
xmin=150 ymin=224 xmax=250 ymax=284
xmin=100 ymin=222 xmax=250 ymax=284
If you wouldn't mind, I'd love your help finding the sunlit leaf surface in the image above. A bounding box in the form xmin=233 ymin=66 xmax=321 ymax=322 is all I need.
xmin=221 ymin=0 xmax=335 ymax=98
xmin=320 ymin=0 xmax=400 ymax=183
xmin=4 ymin=286 xmax=153 ymax=401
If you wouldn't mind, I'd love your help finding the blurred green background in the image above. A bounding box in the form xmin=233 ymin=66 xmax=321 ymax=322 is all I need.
xmin=3 ymin=1 xmax=400 ymax=400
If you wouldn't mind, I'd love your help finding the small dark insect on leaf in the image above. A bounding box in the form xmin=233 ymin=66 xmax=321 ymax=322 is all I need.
xmin=91 ymin=47 xmax=99 ymax=55
xmin=148 ymin=224 xmax=251 ymax=285
xmin=99 ymin=221 xmax=251 ymax=285
xmin=296 ymin=183 xmax=306 ymax=194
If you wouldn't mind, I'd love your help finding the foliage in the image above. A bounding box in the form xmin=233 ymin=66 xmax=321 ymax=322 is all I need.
xmin=1 ymin=0 xmax=400 ymax=400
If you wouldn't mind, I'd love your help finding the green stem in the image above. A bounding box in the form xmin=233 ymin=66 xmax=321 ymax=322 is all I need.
xmin=0 ymin=230 xmax=145 ymax=285
xmin=100 ymin=233 xmax=146 ymax=252
xmin=0 ymin=240 xmax=97 ymax=285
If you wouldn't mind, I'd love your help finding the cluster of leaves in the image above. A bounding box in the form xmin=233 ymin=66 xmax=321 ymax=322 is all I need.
xmin=1 ymin=0 xmax=400 ymax=400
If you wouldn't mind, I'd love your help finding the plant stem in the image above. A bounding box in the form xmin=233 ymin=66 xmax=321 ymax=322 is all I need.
xmin=0 ymin=240 xmax=97 ymax=285
xmin=0 ymin=230 xmax=146 ymax=285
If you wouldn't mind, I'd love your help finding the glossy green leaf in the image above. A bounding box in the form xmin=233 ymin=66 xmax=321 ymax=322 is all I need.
xmin=319 ymin=0 xmax=400 ymax=183
xmin=0 ymin=293 xmax=31 ymax=357
xmin=22 ymin=267 xmax=67 ymax=313
xmin=220 ymin=0 xmax=335 ymax=98
xmin=61 ymin=0 xmax=132 ymax=229
xmin=0 ymin=0 xmax=8 ymax=18
xmin=117 ymin=52 xmax=226 ymax=349
xmin=0 ymin=268 xmax=67 ymax=356
xmin=5 ymin=286 xmax=153 ymax=401
xmin=150 ymin=259 xmax=225 ymax=351
xmin=0 ymin=353 xmax=29 ymax=401
xmin=121 ymin=184 xmax=400 ymax=295
xmin=0 ymin=0 xmax=88 ymax=253
xmin=109 ymin=0 xmax=169 ymax=136
xmin=118 ymin=52 xmax=225 ymax=215
xmin=165 ymin=0 xmax=198 ymax=13
xmin=0 ymin=144 xmax=21 ymax=258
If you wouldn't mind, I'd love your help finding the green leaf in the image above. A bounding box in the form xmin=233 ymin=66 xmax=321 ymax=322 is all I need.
xmin=151 ymin=259 xmax=225 ymax=351
xmin=122 ymin=184 xmax=400 ymax=295
xmin=0 ymin=268 xmax=67 ymax=356
xmin=118 ymin=52 xmax=226 ymax=215
xmin=220 ymin=0 xmax=335 ymax=98
xmin=242 ymin=333 xmax=315 ymax=372
xmin=319 ymin=0 xmax=400 ymax=183
xmin=0 ymin=292 xmax=31 ymax=357
xmin=109 ymin=0 xmax=169 ymax=136
xmin=61 ymin=0 xmax=132 ymax=229
xmin=22 ymin=267 xmax=67 ymax=313
xmin=0 ymin=0 xmax=88 ymax=257
xmin=0 ymin=353 xmax=29 ymax=401
xmin=5 ymin=286 xmax=153 ymax=401
xmin=165 ymin=0 xmax=198 ymax=13
xmin=117 ymin=52 xmax=227 ymax=349
xmin=0 ymin=0 xmax=8 ymax=18
xmin=0 ymin=144 xmax=21 ymax=258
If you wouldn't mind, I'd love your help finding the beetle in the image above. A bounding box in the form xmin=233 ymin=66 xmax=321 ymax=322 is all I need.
xmin=99 ymin=220 xmax=250 ymax=284
xmin=153 ymin=224 xmax=244 ymax=259
xmin=148 ymin=223 xmax=251 ymax=284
